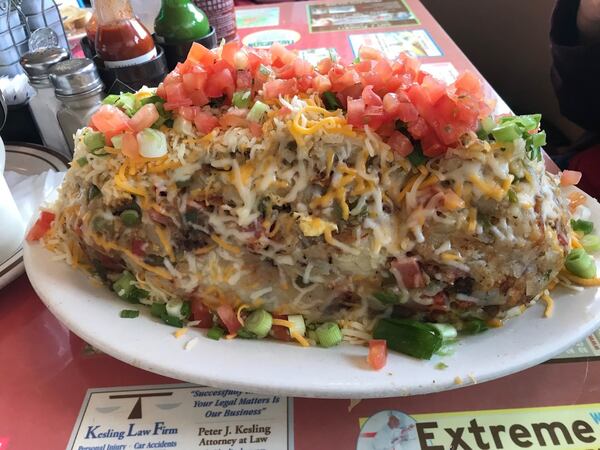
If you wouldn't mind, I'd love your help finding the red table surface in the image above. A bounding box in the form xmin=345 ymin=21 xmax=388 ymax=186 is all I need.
xmin=1 ymin=1 xmax=597 ymax=449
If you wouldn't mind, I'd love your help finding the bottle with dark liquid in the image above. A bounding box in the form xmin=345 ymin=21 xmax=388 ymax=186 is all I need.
xmin=94 ymin=0 xmax=157 ymax=68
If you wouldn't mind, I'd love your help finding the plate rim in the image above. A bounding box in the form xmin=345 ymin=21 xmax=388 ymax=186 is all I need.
xmin=0 ymin=143 xmax=69 ymax=289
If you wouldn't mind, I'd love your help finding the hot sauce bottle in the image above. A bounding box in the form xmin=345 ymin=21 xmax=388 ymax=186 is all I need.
xmin=94 ymin=0 xmax=158 ymax=69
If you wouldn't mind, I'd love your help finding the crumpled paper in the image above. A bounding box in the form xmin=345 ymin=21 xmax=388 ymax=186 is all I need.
xmin=4 ymin=169 xmax=65 ymax=227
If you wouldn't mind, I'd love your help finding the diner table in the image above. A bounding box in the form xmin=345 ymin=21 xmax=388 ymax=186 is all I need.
xmin=2 ymin=1 xmax=600 ymax=449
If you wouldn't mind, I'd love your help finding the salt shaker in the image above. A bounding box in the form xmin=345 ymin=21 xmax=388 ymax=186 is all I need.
xmin=20 ymin=47 xmax=69 ymax=157
xmin=49 ymin=59 xmax=104 ymax=153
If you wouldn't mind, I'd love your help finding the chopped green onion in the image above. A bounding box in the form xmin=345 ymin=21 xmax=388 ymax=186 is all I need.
xmin=480 ymin=116 xmax=495 ymax=134
xmin=565 ymin=248 xmax=597 ymax=279
xmin=161 ymin=313 xmax=184 ymax=328
xmin=166 ymin=300 xmax=184 ymax=318
xmin=322 ymin=91 xmax=341 ymax=111
xmin=430 ymin=323 xmax=457 ymax=341
xmin=353 ymin=56 xmax=360 ymax=64
xmin=102 ymin=94 xmax=119 ymax=105
xmin=111 ymin=134 xmax=124 ymax=149
xmin=88 ymin=184 xmax=101 ymax=201
xmin=112 ymin=271 xmax=149 ymax=303
xmin=407 ymin=143 xmax=428 ymax=166
xmin=232 ymin=90 xmax=251 ymax=108
xmin=90 ymin=148 xmax=109 ymax=157
xmin=120 ymin=309 xmax=139 ymax=318
xmin=581 ymin=234 xmax=600 ymax=253
xmin=529 ymin=130 xmax=546 ymax=147
xmin=287 ymin=314 xmax=306 ymax=336
xmin=77 ymin=156 xmax=88 ymax=167
xmin=180 ymin=301 xmax=191 ymax=319
xmin=435 ymin=362 xmax=448 ymax=370
xmin=120 ymin=209 xmax=140 ymax=227
xmin=137 ymin=128 xmax=167 ymax=158
xmin=315 ymin=322 xmax=342 ymax=348
xmin=151 ymin=302 xmax=167 ymax=318
xmin=247 ymin=100 xmax=269 ymax=123
xmin=115 ymin=93 xmax=138 ymax=116
xmin=237 ymin=329 xmax=257 ymax=339
xmin=373 ymin=318 xmax=442 ymax=359
xmin=243 ymin=309 xmax=272 ymax=338
xmin=258 ymin=64 xmax=273 ymax=77
xmin=373 ymin=290 xmax=401 ymax=305
xmin=499 ymin=114 xmax=541 ymax=132
xmin=140 ymin=95 xmax=162 ymax=106
xmin=84 ymin=131 xmax=105 ymax=150
xmin=571 ymin=219 xmax=594 ymax=235
xmin=491 ymin=123 xmax=520 ymax=142
xmin=173 ymin=116 xmax=194 ymax=137
xmin=207 ymin=326 xmax=225 ymax=340
xmin=507 ymin=189 xmax=518 ymax=203
xmin=462 ymin=318 xmax=488 ymax=334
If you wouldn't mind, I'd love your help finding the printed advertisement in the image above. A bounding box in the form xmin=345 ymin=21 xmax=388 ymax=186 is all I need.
xmin=242 ymin=29 xmax=301 ymax=48
xmin=359 ymin=404 xmax=600 ymax=450
xmin=236 ymin=7 xmax=280 ymax=29
xmin=307 ymin=0 xmax=418 ymax=33
xmin=555 ymin=328 xmax=600 ymax=360
xmin=298 ymin=48 xmax=339 ymax=65
xmin=349 ymin=30 xmax=442 ymax=59
xmin=67 ymin=385 xmax=292 ymax=450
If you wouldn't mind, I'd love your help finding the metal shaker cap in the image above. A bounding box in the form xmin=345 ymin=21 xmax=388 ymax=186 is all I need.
xmin=49 ymin=58 xmax=103 ymax=96
xmin=20 ymin=47 xmax=69 ymax=84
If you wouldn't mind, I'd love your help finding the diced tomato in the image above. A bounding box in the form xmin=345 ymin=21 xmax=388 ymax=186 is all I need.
xmin=186 ymin=43 xmax=215 ymax=67
xmin=270 ymin=315 xmax=292 ymax=341
xmin=347 ymin=98 xmax=365 ymax=127
xmin=429 ymin=292 xmax=449 ymax=311
xmin=165 ymin=82 xmax=188 ymax=104
xmin=190 ymin=297 xmax=214 ymax=328
xmin=421 ymin=132 xmax=446 ymax=157
xmin=156 ymin=84 xmax=166 ymax=99
xmin=312 ymin=74 xmax=332 ymax=93
xmin=262 ymin=78 xmax=297 ymax=99
xmin=421 ymin=75 xmax=446 ymax=104
xmin=367 ymin=339 xmax=387 ymax=370
xmin=189 ymin=90 xmax=209 ymax=107
xmin=194 ymin=111 xmax=219 ymax=134
xmin=361 ymin=85 xmax=383 ymax=107
xmin=131 ymin=238 xmax=146 ymax=257
xmin=205 ymin=68 xmax=235 ymax=99
xmin=330 ymin=68 xmax=361 ymax=92
xmin=274 ymin=63 xmax=295 ymax=79
xmin=221 ymin=40 xmax=241 ymax=68
xmin=359 ymin=46 xmax=384 ymax=61
xmin=121 ymin=132 xmax=140 ymax=160
xmin=249 ymin=122 xmax=262 ymax=138
xmin=383 ymin=92 xmax=400 ymax=115
xmin=316 ymin=57 xmax=334 ymax=75
xmin=162 ymin=71 xmax=182 ymax=87
xmin=270 ymin=42 xmax=296 ymax=66
xmin=454 ymin=70 xmax=482 ymax=96
xmin=26 ymin=211 xmax=55 ymax=242
xmin=387 ymin=130 xmax=413 ymax=157
xmin=246 ymin=50 xmax=264 ymax=73
xmin=391 ymin=257 xmax=425 ymax=289
xmin=363 ymin=105 xmax=384 ymax=130
xmin=354 ymin=59 xmax=374 ymax=73
xmin=293 ymin=58 xmax=314 ymax=77
xmin=407 ymin=117 xmax=429 ymax=139
xmin=560 ymin=170 xmax=582 ymax=186
xmin=236 ymin=70 xmax=253 ymax=90
xmin=216 ymin=304 xmax=241 ymax=334
xmin=219 ymin=109 xmax=250 ymax=128
xmin=178 ymin=105 xmax=197 ymax=122
xmin=182 ymin=70 xmax=207 ymax=94
xmin=90 ymin=105 xmax=131 ymax=134
xmin=164 ymin=99 xmax=194 ymax=111
xmin=297 ymin=75 xmax=313 ymax=92
xmin=129 ymin=103 xmax=159 ymax=132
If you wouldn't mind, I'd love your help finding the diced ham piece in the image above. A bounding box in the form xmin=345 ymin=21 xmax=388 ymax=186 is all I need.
xmin=391 ymin=257 xmax=425 ymax=289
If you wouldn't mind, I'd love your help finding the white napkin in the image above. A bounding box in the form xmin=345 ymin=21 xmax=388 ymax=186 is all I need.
xmin=4 ymin=170 xmax=65 ymax=227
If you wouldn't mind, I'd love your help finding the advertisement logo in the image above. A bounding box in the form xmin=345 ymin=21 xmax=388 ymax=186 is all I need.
xmin=357 ymin=410 xmax=420 ymax=450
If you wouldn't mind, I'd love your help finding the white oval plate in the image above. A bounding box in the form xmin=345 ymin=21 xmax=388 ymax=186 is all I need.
xmin=24 ymin=191 xmax=600 ymax=399
xmin=0 ymin=144 xmax=68 ymax=290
